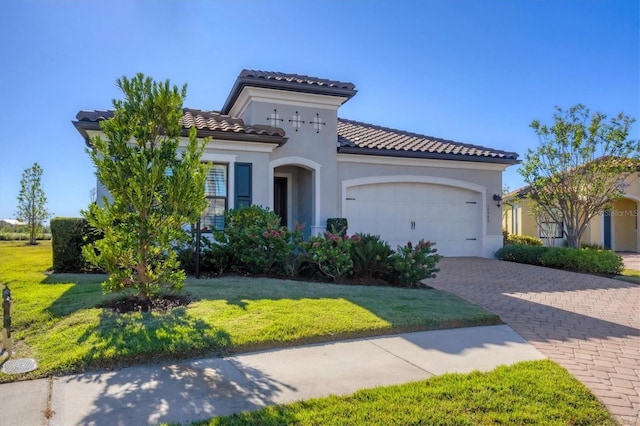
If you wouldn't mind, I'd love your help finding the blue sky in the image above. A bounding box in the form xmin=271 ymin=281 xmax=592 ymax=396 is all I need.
xmin=1 ymin=0 xmax=638 ymax=221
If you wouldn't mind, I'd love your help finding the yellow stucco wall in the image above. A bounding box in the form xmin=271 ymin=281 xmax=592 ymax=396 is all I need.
xmin=502 ymin=199 xmax=539 ymax=238
xmin=612 ymin=198 xmax=638 ymax=251
xmin=584 ymin=214 xmax=602 ymax=246
xmin=504 ymin=171 xmax=640 ymax=252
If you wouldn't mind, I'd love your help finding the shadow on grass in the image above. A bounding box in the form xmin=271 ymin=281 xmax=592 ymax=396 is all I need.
xmin=75 ymin=307 xmax=232 ymax=370
xmin=41 ymin=273 xmax=110 ymax=317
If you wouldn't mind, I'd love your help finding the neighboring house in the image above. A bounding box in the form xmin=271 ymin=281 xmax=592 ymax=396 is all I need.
xmin=73 ymin=69 xmax=519 ymax=257
xmin=0 ymin=219 xmax=27 ymax=227
xmin=503 ymin=166 xmax=640 ymax=252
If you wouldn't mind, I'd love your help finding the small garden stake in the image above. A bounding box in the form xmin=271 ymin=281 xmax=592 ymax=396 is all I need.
xmin=2 ymin=283 xmax=12 ymax=357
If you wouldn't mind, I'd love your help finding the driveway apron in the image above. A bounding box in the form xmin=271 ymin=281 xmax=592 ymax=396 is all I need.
xmin=430 ymin=258 xmax=640 ymax=426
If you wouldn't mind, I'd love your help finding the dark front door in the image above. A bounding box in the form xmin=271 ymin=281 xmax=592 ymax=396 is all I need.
xmin=603 ymin=210 xmax=612 ymax=249
xmin=274 ymin=177 xmax=288 ymax=227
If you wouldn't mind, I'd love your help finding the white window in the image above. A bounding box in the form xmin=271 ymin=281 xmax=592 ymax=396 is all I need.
xmin=540 ymin=221 xmax=563 ymax=239
xmin=201 ymin=164 xmax=227 ymax=232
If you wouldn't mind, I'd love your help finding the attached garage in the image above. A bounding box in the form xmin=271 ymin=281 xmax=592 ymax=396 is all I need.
xmin=343 ymin=177 xmax=485 ymax=257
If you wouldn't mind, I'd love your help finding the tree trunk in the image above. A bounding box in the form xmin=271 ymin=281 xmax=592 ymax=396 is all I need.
xmin=29 ymin=223 xmax=37 ymax=245
xmin=565 ymin=228 xmax=582 ymax=249
xmin=136 ymin=260 xmax=149 ymax=301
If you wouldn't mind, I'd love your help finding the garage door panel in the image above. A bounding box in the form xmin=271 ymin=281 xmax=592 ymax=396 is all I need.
xmin=345 ymin=182 xmax=481 ymax=257
xmin=394 ymin=183 xmax=413 ymax=201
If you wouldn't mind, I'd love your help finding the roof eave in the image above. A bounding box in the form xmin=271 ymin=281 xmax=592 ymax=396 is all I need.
xmin=73 ymin=120 xmax=288 ymax=148
xmin=184 ymin=128 xmax=288 ymax=146
xmin=73 ymin=120 xmax=100 ymax=148
xmin=338 ymin=146 xmax=520 ymax=165
xmin=222 ymin=77 xmax=357 ymax=114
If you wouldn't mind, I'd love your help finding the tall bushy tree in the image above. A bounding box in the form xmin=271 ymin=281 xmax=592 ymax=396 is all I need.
xmin=83 ymin=73 xmax=210 ymax=300
xmin=519 ymin=104 xmax=639 ymax=248
xmin=16 ymin=162 xmax=51 ymax=245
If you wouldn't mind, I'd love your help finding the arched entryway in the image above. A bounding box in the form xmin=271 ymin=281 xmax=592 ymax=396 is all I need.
xmin=269 ymin=157 xmax=321 ymax=239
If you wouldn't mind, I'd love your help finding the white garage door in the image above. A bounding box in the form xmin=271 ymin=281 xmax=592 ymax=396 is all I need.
xmin=344 ymin=182 xmax=481 ymax=256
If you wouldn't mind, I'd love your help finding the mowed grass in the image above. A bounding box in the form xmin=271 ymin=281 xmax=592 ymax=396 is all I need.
xmin=0 ymin=241 xmax=499 ymax=381
xmin=196 ymin=360 xmax=615 ymax=426
xmin=615 ymin=269 xmax=640 ymax=284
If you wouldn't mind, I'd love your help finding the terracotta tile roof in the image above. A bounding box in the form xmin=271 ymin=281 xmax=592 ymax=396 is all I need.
xmin=75 ymin=109 xmax=285 ymax=137
xmin=75 ymin=110 xmax=114 ymax=122
xmin=239 ymin=69 xmax=356 ymax=91
xmin=222 ymin=69 xmax=357 ymax=114
xmin=337 ymin=118 xmax=519 ymax=164
xmin=181 ymin=108 xmax=285 ymax=137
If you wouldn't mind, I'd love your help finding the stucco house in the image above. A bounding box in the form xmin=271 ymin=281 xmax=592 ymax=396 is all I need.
xmin=73 ymin=70 xmax=519 ymax=257
xmin=503 ymin=164 xmax=639 ymax=252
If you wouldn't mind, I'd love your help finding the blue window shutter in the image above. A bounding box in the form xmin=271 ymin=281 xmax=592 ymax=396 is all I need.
xmin=235 ymin=163 xmax=252 ymax=208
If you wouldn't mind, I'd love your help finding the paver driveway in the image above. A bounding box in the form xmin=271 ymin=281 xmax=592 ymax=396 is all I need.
xmin=430 ymin=258 xmax=640 ymax=425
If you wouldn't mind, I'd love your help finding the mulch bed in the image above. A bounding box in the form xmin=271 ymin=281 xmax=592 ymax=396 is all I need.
xmin=101 ymin=295 xmax=192 ymax=313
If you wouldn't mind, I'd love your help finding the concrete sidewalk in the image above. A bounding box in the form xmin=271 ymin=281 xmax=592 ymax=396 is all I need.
xmin=0 ymin=325 xmax=544 ymax=426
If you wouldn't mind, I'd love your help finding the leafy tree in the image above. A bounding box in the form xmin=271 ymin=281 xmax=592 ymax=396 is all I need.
xmin=16 ymin=163 xmax=51 ymax=245
xmin=83 ymin=73 xmax=210 ymax=300
xmin=519 ymin=104 xmax=639 ymax=248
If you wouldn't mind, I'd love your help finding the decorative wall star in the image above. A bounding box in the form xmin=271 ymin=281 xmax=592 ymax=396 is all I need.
xmin=289 ymin=111 xmax=305 ymax=131
xmin=266 ymin=109 xmax=283 ymax=127
xmin=310 ymin=113 xmax=326 ymax=133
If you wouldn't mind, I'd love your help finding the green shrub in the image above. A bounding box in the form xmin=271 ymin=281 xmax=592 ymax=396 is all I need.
xmin=495 ymin=244 xmax=548 ymax=265
xmin=50 ymin=217 xmax=102 ymax=272
xmin=300 ymin=232 xmax=355 ymax=281
xmin=326 ymin=218 xmax=348 ymax=237
xmin=213 ymin=205 xmax=302 ymax=275
xmin=201 ymin=242 xmax=234 ymax=275
xmin=175 ymin=232 xmax=215 ymax=274
xmin=390 ymin=240 xmax=441 ymax=287
xmin=541 ymin=247 xmax=623 ymax=275
xmin=495 ymin=244 xmax=623 ymax=275
xmin=506 ymin=234 xmax=543 ymax=246
xmin=581 ymin=242 xmax=604 ymax=250
xmin=350 ymin=233 xmax=393 ymax=280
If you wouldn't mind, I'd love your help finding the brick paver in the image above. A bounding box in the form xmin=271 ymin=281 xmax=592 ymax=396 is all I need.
xmin=430 ymin=258 xmax=640 ymax=425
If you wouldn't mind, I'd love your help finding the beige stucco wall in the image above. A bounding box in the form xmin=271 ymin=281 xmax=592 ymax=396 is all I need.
xmin=242 ymin=100 xmax=340 ymax=235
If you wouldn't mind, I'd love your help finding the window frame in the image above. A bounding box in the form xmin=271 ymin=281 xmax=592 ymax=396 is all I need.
xmin=200 ymin=163 xmax=229 ymax=233
xmin=539 ymin=221 xmax=564 ymax=239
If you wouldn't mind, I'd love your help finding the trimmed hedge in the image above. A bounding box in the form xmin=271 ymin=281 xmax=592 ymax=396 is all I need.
xmin=506 ymin=234 xmax=543 ymax=246
xmin=50 ymin=217 xmax=102 ymax=272
xmin=495 ymin=244 xmax=624 ymax=275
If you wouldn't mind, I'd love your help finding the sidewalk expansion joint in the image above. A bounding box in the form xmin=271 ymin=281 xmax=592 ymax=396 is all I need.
xmin=367 ymin=339 xmax=435 ymax=376
xmin=45 ymin=376 xmax=55 ymax=425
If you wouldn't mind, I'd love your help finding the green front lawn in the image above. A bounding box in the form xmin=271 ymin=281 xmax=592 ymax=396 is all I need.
xmin=198 ymin=360 xmax=615 ymax=426
xmin=0 ymin=241 xmax=499 ymax=381
xmin=2 ymin=241 xmax=618 ymax=424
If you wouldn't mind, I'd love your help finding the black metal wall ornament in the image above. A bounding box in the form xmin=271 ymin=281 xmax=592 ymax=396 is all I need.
xmin=289 ymin=111 xmax=305 ymax=131
xmin=266 ymin=109 xmax=284 ymax=127
xmin=310 ymin=113 xmax=326 ymax=133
